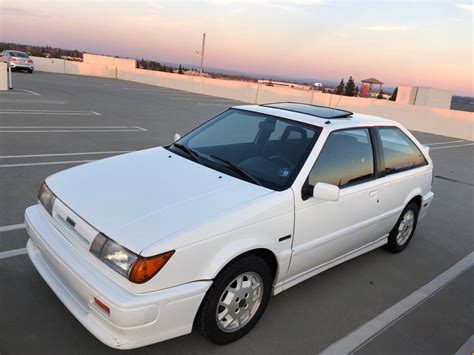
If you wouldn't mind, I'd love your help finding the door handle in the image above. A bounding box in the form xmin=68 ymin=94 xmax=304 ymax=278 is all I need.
xmin=369 ymin=190 xmax=378 ymax=198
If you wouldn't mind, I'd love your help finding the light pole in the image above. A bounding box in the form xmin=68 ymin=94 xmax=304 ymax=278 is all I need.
xmin=199 ymin=33 xmax=206 ymax=76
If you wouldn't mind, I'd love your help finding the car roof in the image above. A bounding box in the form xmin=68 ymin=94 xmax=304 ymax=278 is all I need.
xmin=5 ymin=50 xmax=28 ymax=55
xmin=233 ymin=103 xmax=397 ymax=129
xmin=262 ymin=102 xmax=353 ymax=119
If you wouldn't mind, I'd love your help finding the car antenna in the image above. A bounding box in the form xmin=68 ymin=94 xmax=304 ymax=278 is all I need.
xmin=328 ymin=94 xmax=343 ymax=121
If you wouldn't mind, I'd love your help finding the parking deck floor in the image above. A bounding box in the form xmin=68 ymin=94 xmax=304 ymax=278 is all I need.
xmin=0 ymin=72 xmax=472 ymax=355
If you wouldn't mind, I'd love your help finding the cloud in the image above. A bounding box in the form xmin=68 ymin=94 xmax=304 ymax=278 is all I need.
xmin=148 ymin=0 xmax=163 ymax=10
xmin=362 ymin=25 xmax=409 ymax=32
xmin=0 ymin=6 xmax=50 ymax=18
xmin=456 ymin=3 xmax=473 ymax=12
xmin=226 ymin=6 xmax=248 ymax=15
xmin=206 ymin=0 xmax=325 ymax=4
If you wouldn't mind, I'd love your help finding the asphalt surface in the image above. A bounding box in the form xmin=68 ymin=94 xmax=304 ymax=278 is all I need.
xmin=0 ymin=72 xmax=473 ymax=355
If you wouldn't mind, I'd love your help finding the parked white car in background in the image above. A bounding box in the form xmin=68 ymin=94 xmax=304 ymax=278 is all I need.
xmin=25 ymin=103 xmax=434 ymax=349
xmin=1 ymin=50 xmax=34 ymax=73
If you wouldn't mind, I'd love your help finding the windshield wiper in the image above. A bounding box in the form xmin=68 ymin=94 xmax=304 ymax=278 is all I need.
xmin=209 ymin=155 xmax=263 ymax=187
xmin=173 ymin=143 xmax=202 ymax=164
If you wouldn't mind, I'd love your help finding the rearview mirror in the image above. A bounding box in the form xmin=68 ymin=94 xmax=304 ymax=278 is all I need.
xmin=313 ymin=182 xmax=339 ymax=201
xmin=173 ymin=133 xmax=181 ymax=142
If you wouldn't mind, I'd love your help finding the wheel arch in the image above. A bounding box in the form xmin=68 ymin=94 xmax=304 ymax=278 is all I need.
xmin=211 ymin=246 xmax=280 ymax=284
xmin=406 ymin=194 xmax=422 ymax=212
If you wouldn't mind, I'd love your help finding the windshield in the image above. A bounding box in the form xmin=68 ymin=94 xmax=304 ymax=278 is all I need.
xmin=167 ymin=108 xmax=321 ymax=191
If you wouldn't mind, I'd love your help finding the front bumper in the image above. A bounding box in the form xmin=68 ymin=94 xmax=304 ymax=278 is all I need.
xmin=25 ymin=205 xmax=211 ymax=349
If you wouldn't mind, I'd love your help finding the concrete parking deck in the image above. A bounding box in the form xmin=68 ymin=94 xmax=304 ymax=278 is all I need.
xmin=0 ymin=72 xmax=472 ymax=355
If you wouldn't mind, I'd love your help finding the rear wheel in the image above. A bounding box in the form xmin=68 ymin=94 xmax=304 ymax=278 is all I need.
xmin=194 ymin=254 xmax=273 ymax=345
xmin=28 ymin=69 xmax=33 ymax=74
xmin=385 ymin=202 xmax=419 ymax=253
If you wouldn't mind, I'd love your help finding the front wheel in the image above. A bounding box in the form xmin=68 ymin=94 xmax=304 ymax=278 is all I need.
xmin=28 ymin=69 xmax=33 ymax=74
xmin=385 ymin=201 xmax=419 ymax=253
xmin=194 ymin=254 xmax=273 ymax=345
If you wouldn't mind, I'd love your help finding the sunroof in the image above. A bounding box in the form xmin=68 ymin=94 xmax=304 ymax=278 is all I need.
xmin=263 ymin=102 xmax=353 ymax=119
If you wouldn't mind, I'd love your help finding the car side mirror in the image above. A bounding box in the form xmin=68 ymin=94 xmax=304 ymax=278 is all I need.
xmin=173 ymin=133 xmax=181 ymax=142
xmin=313 ymin=182 xmax=340 ymax=201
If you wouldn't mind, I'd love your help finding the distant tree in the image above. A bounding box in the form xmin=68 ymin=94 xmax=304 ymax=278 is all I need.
xmin=336 ymin=79 xmax=345 ymax=95
xmin=389 ymin=87 xmax=398 ymax=101
xmin=354 ymin=85 xmax=359 ymax=97
xmin=178 ymin=64 xmax=184 ymax=74
xmin=377 ymin=89 xmax=385 ymax=99
xmin=344 ymin=76 xmax=356 ymax=96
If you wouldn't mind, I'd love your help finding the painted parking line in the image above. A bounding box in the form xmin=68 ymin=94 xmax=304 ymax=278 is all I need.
xmin=0 ymin=248 xmax=27 ymax=259
xmin=0 ymin=98 xmax=65 ymax=104
xmin=0 ymin=126 xmax=147 ymax=133
xmin=430 ymin=143 xmax=474 ymax=150
xmin=423 ymin=140 xmax=464 ymax=146
xmin=0 ymin=159 xmax=94 ymax=168
xmin=0 ymin=150 xmax=132 ymax=159
xmin=18 ymin=89 xmax=41 ymax=96
xmin=320 ymin=252 xmax=474 ymax=355
xmin=0 ymin=88 xmax=41 ymax=96
xmin=0 ymin=223 xmax=26 ymax=233
xmin=0 ymin=109 xmax=101 ymax=116
xmin=454 ymin=335 xmax=474 ymax=355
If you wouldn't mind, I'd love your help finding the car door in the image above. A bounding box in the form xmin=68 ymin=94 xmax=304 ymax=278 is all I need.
xmin=285 ymin=127 xmax=383 ymax=286
xmin=375 ymin=126 xmax=431 ymax=236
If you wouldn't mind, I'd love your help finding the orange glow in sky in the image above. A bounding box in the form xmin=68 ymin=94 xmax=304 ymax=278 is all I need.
xmin=1 ymin=0 xmax=472 ymax=95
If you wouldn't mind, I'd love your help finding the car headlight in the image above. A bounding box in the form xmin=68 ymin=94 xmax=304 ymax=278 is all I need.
xmin=90 ymin=233 xmax=174 ymax=283
xmin=38 ymin=183 xmax=56 ymax=215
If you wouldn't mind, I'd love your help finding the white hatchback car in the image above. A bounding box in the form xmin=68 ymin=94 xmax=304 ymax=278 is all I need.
xmin=25 ymin=103 xmax=434 ymax=349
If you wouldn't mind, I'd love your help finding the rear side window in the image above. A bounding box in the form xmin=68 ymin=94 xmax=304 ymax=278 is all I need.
xmin=378 ymin=127 xmax=427 ymax=175
xmin=307 ymin=128 xmax=375 ymax=188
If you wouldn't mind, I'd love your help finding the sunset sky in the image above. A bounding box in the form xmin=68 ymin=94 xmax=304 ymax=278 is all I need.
xmin=1 ymin=0 xmax=472 ymax=95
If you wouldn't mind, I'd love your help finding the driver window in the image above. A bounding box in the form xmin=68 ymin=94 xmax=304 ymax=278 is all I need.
xmin=307 ymin=128 xmax=375 ymax=188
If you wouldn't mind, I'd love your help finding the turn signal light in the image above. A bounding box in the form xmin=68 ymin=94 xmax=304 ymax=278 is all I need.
xmin=128 ymin=251 xmax=175 ymax=284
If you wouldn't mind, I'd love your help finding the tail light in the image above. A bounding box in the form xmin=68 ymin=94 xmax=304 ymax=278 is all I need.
xmin=28 ymin=59 xmax=33 ymax=63
xmin=10 ymin=57 xmax=17 ymax=62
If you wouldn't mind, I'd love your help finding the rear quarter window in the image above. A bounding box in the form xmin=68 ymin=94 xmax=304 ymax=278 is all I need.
xmin=378 ymin=127 xmax=427 ymax=175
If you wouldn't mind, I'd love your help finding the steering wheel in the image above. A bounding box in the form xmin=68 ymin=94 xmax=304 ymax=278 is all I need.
xmin=268 ymin=155 xmax=295 ymax=170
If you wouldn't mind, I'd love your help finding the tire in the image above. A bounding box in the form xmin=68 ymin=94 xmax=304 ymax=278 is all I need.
xmin=28 ymin=69 xmax=33 ymax=74
xmin=385 ymin=201 xmax=419 ymax=253
xmin=194 ymin=254 xmax=273 ymax=345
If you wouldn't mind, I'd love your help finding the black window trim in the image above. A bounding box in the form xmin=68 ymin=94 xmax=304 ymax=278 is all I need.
xmin=302 ymin=126 xmax=381 ymax=200
xmin=375 ymin=126 xmax=428 ymax=176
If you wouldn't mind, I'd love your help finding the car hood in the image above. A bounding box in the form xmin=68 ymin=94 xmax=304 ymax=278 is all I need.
xmin=46 ymin=147 xmax=272 ymax=253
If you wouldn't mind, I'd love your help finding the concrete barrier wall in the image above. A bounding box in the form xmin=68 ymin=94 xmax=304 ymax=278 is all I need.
xmin=257 ymin=85 xmax=313 ymax=104
xmin=0 ymin=63 xmax=8 ymax=90
xmin=65 ymin=61 xmax=116 ymax=78
xmin=30 ymin=55 xmax=474 ymax=140
xmin=314 ymin=94 xmax=474 ymax=141
xmin=83 ymin=53 xmax=136 ymax=70
xmin=32 ymin=57 xmax=65 ymax=73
